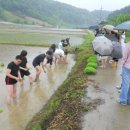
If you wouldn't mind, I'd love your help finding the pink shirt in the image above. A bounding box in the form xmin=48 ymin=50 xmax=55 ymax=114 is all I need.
xmin=123 ymin=42 xmax=130 ymax=69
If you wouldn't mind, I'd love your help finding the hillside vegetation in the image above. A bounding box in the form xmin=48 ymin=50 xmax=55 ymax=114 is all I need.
xmin=0 ymin=0 xmax=110 ymax=28
xmin=108 ymin=5 xmax=130 ymax=26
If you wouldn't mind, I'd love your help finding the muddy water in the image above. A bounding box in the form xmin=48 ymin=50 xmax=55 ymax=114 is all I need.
xmin=44 ymin=36 xmax=84 ymax=46
xmin=0 ymin=45 xmax=75 ymax=130
xmin=82 ymin=62 xmax=130 ymax=130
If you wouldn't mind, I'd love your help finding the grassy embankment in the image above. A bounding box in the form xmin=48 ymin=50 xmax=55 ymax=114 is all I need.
xmin=26 ymin=33 xmax=95 ymax=130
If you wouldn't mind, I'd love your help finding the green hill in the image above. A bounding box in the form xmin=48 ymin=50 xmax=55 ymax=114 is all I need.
xmin=108 ymin=5 xmax=130 ymax=26
xmin=0 ymin=0 xmax=110 ymax=28
xmin=109 ymin=5 xmax=130 ymax=19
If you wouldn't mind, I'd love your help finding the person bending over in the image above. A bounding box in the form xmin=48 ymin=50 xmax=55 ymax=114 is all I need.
xmin=19 ymin=50 xmax=33 ymax=85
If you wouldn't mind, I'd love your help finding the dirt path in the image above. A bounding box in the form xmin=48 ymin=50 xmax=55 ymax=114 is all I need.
xmin=82 ymin=62 xmax=130 ymax=130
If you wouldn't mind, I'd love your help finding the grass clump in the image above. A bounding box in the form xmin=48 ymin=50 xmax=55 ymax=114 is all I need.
xmin=82 ymin=105 xmax=89 ymax=112
xmin=84 ymin=66 xmax=97 ymax=75
xmin=87 ymin=57 xmax=98 ymax=63
xmin=87 ymin=62 xmax=98 ymax=69
xmin=84 ymin=54 xmax=98 ymax=75
xmin=32 ymin=125 xmax=42 ymax=130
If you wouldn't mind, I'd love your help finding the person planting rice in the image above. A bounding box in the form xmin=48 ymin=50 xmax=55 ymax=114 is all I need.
xmin=63 ymin=38 xmax=70 ymax=47
xmin=47 ymin=44 xmax=56 ymax=66
xmin=5 ymin=55 xmax=23 ymax=104
xmin=56 ymin=39 xmax=65 ymax=50
xmin=32 ymin=51 xmax=53 ymax=82
xmin=19 ymin=50 xmax=33 ymax=86
xmin=49 ymin=44 xmax=56 ymax=53
xmin=54 ymin=48 xmax=67 ymax=64
xmin=45 ymin=50 xmax=54 ymax=67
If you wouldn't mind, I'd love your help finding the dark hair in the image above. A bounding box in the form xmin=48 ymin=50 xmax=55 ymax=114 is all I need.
xmin=20 ymin=50 xmax=27 ymax=57
xmin=61 ymin=39 xmax=65 ymax=43
xmin=50 ymin=44 xmax=56 ymax=52
xmin=66 ymin=38 xmax=70 ymax=41
xmin=46 ymin=50 xmax=53 ymax=56
xmin=15 ymin=55 xmax=23 ymax=60
xmin=50 ymin=44 xmax=56 ymax=49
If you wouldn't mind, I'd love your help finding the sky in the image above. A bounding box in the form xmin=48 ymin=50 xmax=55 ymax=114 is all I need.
xmin=55 ymin=0 xmax=130 ymax=11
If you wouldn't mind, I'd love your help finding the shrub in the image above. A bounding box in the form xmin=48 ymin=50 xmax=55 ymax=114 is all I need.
xmin=87 ymin=62 xmax=98 ymax=69
xmin=33 ymin=125 xmax=42 ymax=130
xmin=84 ymin=66 xmax=97 ymax=75
xmin=87 ymin=57 xmax=97 ymax=63
xmin=88 ymin=54 xmax=97 ymax=59
xmin=87 ymin=55 xmax=98 ymax=63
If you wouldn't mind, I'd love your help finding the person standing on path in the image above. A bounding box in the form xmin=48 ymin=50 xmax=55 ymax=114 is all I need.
xmin=119 ymin=42 xmax=130 ymax=105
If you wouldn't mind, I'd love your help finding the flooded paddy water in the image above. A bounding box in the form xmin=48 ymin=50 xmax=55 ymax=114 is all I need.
xmin=0 ymin=45 xmax=75 ymax=130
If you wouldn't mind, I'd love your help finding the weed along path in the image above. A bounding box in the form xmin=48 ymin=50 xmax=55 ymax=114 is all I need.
xmin=82 ymin=62 xmax=130 ymax=130
xmin=0 ymin=45 xmax=75 ymax=130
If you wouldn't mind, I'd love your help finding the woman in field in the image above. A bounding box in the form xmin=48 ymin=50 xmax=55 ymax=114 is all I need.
xmin=5 ymin=55 xmax=22 ymax=104
xmin=32 ymin=51 xmax=53 ymax=82
xmin=19 ymin=50 xmax=33 ymax=85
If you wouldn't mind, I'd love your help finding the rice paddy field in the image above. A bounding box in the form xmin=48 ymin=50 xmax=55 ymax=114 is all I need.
xmin=0 ymin=23 xmax=86 ymax=46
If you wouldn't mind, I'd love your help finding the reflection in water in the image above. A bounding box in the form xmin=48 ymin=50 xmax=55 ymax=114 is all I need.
xmin=0 ymin=45 xmax=75 ymax=130
xmin=46 ymin=67 xmax=55 ymax=84
xmin=34 ymin=82 xmax=49 ymax=101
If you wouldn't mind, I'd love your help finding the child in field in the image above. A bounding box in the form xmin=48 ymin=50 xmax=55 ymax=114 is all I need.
xmin=19 ymin=50 xmax=33 ymax=85
xmin=32 ymin=51 xmax=53 ymax=82
xmin=5 ymin=55 xmax=22 ymax=104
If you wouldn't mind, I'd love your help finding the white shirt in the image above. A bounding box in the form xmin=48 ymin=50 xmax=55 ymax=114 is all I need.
xmin=54 ymin=49 xmax=65 ymax=59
